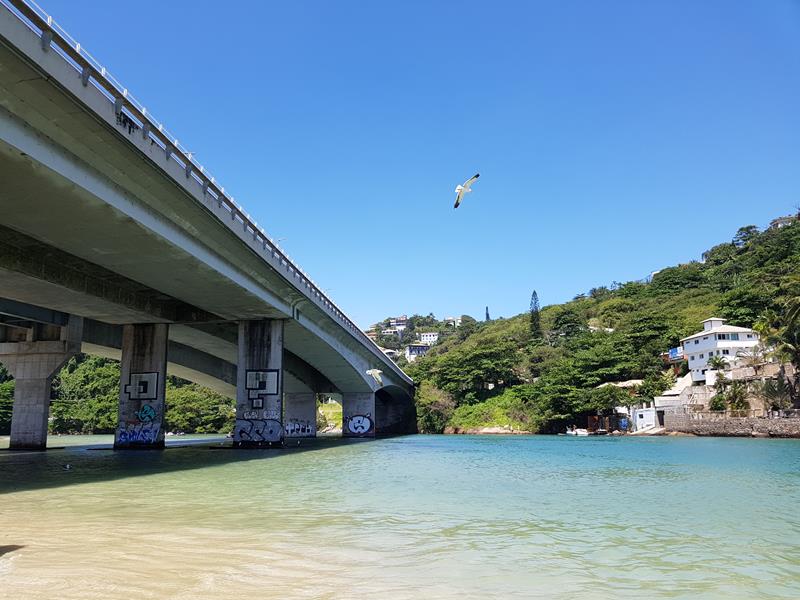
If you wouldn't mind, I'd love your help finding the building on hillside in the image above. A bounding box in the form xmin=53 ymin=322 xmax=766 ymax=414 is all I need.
xmin=378 ymin=347 xmax=399 ymax=360
xmin=365 ymin=328 xmax=378 ymax=341
xmin=381 ymin=327 xmax=401 ymax=337
xmin=390 ymin=315 xmax=408 ymax=333
xmin=418 ymin=332 xmax=439 ymax=345
xmin=769 ymin=215 xmax=797 ymax=229
xmin=444 ymin=316 xmax=462 ymax=328
xmin=589 ymin=325 xmax=615 ymax=333
xmin=681 ymin=318 xmax=760 ymax=383
xmin=404 ymin=343 xmax=430 ymax=363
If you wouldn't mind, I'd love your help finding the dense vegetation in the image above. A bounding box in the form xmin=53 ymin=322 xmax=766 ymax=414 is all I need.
xmin=408 ymin=215 xmax=800 ymax=433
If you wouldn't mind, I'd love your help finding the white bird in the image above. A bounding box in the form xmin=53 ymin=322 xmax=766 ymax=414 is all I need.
xmin=453 ymin=173 xmax=480 ymax=208
xmin=366 ymin=369 xmax=383 ymax=386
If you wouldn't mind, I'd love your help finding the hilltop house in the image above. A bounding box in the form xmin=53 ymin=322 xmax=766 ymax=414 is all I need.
xmin=404 ymin=342 xmax=430 ymax=363
xmin=681 ymin=318 xmax=760 ymax=383
xmin=390 ymin=315 xmax=408 ymax=333
xmin=418 ymin=332 xmax=439 ymax=345
xmin=444 ymin=316 xmax=462 ymax=328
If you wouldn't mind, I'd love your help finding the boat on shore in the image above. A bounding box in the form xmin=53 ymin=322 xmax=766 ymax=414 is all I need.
xmin=564 ymin=427 xmax=590 ymax=436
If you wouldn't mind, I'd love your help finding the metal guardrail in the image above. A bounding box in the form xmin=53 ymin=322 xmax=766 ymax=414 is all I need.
xmin=0 ymin=0 xmax=410 ymax=383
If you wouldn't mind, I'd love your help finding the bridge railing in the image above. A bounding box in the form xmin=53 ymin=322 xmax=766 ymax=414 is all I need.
xmin=0 ymin=0 xmax=410 ymax=384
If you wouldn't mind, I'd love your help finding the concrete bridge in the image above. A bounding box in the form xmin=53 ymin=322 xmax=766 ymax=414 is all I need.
xmin=0 ymin=0 xmax=415 ymax=450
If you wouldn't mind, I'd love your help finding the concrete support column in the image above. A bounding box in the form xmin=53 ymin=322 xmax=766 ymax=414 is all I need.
xmin=342 ymin=392 xmax=376 ymax=438
xmin=1 ymin=316 xmax=82 ymax=450
xmin=115 ymin=324 xmax=169 ymax=450
xmin=234 ymin=320 xmax=284 ymax=448
xmin=284 ymin=392 xmax=316 ymax=438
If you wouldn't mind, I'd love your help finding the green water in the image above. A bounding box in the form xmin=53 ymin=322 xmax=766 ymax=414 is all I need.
xmin=1 ymin=435 xmax=799 ymax=599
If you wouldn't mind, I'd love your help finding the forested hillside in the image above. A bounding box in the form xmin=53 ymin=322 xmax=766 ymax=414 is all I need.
xmin=408 ymin=216 xmax=800 ymax=433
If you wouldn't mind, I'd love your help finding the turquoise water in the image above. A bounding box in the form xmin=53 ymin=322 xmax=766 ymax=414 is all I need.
xmin=1 ymin=435 xmax=799 ymax=599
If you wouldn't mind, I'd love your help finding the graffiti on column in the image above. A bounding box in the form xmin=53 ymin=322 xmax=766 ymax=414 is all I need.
xmin=345 ymin=413 xmax=374 ymax=436
xmin=245 ymin=370 xmax=279 ymax=409
xmin=134 ymin=404 xmax=157 ymax=423
xmin=235 ymin=418 xmax=283 ymax=442
xmin=234 ymin=370 xmax=282 ymax=443
xmin=118 ymin=372 xmax=161 ymax=445
xmin=118 ymin=422 xmax=160 ymax=444
xmin=123 ymin=372 xmax=159 ymax=400
xmin=284 ymin=419 xmax=314 ymax=436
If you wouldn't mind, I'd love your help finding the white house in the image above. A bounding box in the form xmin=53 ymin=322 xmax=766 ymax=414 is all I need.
xmin=444 ymin=316 xmax=462 ymax=328
xmin=681 ymin=318 xmax=760 ymax=383
xmin=418 ymin=332 xmax=439 ymax=345
xmin=390 ymin=315 xmax=408 ymax=333
xmin=404 ymin=343 xmax=430 ymax=363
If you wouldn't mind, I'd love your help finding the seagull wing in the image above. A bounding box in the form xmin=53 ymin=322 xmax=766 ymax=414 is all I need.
xmin=462 ymin=173 xmax=480 ymax=191
xmin=454 ymin=187 xmax=465 ymax=208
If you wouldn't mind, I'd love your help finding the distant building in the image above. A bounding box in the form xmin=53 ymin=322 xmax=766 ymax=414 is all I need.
xmin=381 ymin=327 xmax=401 ymax=337
xmin=390 ymin=315 xmax=408 ymax=333
xmin=769 ymin=215 xmax=796 ymax=230
xmin=418 ymin=332 xmax=439 ymax=345
xmin=404 ymin=343 xmax=430 ymax=363
xmin=444 ymin=316 xmax=462 ymax=328
xmin=681 ymin=318 xmax=760 ymax=383
xmin=378 ymin=347 xmax=399 ymax=360
xmin=365 ymin=328 xmax=378 ymax=341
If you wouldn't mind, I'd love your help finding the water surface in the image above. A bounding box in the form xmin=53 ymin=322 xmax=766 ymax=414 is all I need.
xmin=1 ymin=435 xmax=799 ymax=599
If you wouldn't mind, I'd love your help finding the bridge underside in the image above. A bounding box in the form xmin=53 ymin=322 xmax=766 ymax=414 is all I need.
xmin=0 ymin=2 xmax=415 ymax=450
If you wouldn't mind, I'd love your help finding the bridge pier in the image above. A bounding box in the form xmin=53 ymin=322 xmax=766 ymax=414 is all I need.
xmin=284 ymin=392 xmax=316 ymax=438
xmin=342 ymin=392 xmax=376 ymax=438
xmin=0 ymin=317 xmax=82 ymax=450
xmin=234 ymin=320 xmax=284 ymax=448
xmin=115 ymin=324 xmax=168 ymax=450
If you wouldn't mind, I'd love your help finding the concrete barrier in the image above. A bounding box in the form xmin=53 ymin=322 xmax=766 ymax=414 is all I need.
xmin=665 ymin=412 xmax=800 ymax=438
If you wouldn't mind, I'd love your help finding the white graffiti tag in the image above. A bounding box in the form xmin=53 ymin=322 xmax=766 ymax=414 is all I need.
xmin=345 ymin=413 xmax=373 ymax=436
xmin=234 ymin=418 xmax=282 ymax=443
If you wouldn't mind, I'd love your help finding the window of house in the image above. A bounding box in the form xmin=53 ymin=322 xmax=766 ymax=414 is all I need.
xmin=730 ymin=333 xmax=739 ymax=341
xmin=717 ymin=334 xmax=728 ymax=340
xmin=746 ymin=334 xmax=753 ymax=339
xmin=703 ymin=336 xmax=709 ymax=340
xmin=699 ymin=353 xmax=704 ymax=359
xmin=690 ymin=355 xmax=695 ymax=361
xmin=723 ymin=349 xmax=729 ymax=355
xmin=694 ymin=340 xmax=699 ymax=345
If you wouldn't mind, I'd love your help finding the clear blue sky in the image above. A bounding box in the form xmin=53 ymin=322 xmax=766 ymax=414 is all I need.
xmin=43 ymin=0 xmax=800 ymax=327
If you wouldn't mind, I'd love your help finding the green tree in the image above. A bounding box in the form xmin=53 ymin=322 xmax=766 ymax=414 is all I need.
xmin=165 ymin=384 xmax=235 ymax=434
xmin=756 ymin=377 xmax=792 ymax=412
xmin=529 ymin=290 xmax=542 ymax=341
xmin=707 ymin=355 xmax=727 ymax=373
xmin=415 ymin=381 xmax=456 ymax=433
xmin=718 ymin=286 xmax=772 ymax=327
xmin=50 ymin=355 xmax=120 ymax=434
xmin=726 ymin=381 xmax=750 ymax=412
xmin=549 ymin=307 xmax=585 ymax=344
xmin=0 ymin=380 xmax=13 ymax=435
xmin=733 ymin=225 xmax=760 ymax=248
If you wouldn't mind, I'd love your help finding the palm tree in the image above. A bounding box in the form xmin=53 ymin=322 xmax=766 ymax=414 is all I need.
xmin=774 ymin=328 xmax=800 ymax=407
xmin=726 ymin=380 xmax=750 ymax=414
xmin=707 ymin=355 xmax=727 ymax=372
xmin=756 ymin=377 xmax=792 ymax=413
xmin=785 ymin=297 xmax=800 ymax=330
xmin=736 ymin=346 xmax=767 ymax=376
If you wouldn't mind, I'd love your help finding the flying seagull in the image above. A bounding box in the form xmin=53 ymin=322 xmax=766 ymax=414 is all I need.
xmin=453 ymin=173 xmax=480 ymax=208
xmin=366 ymin=369 xmax=383 ymax=386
